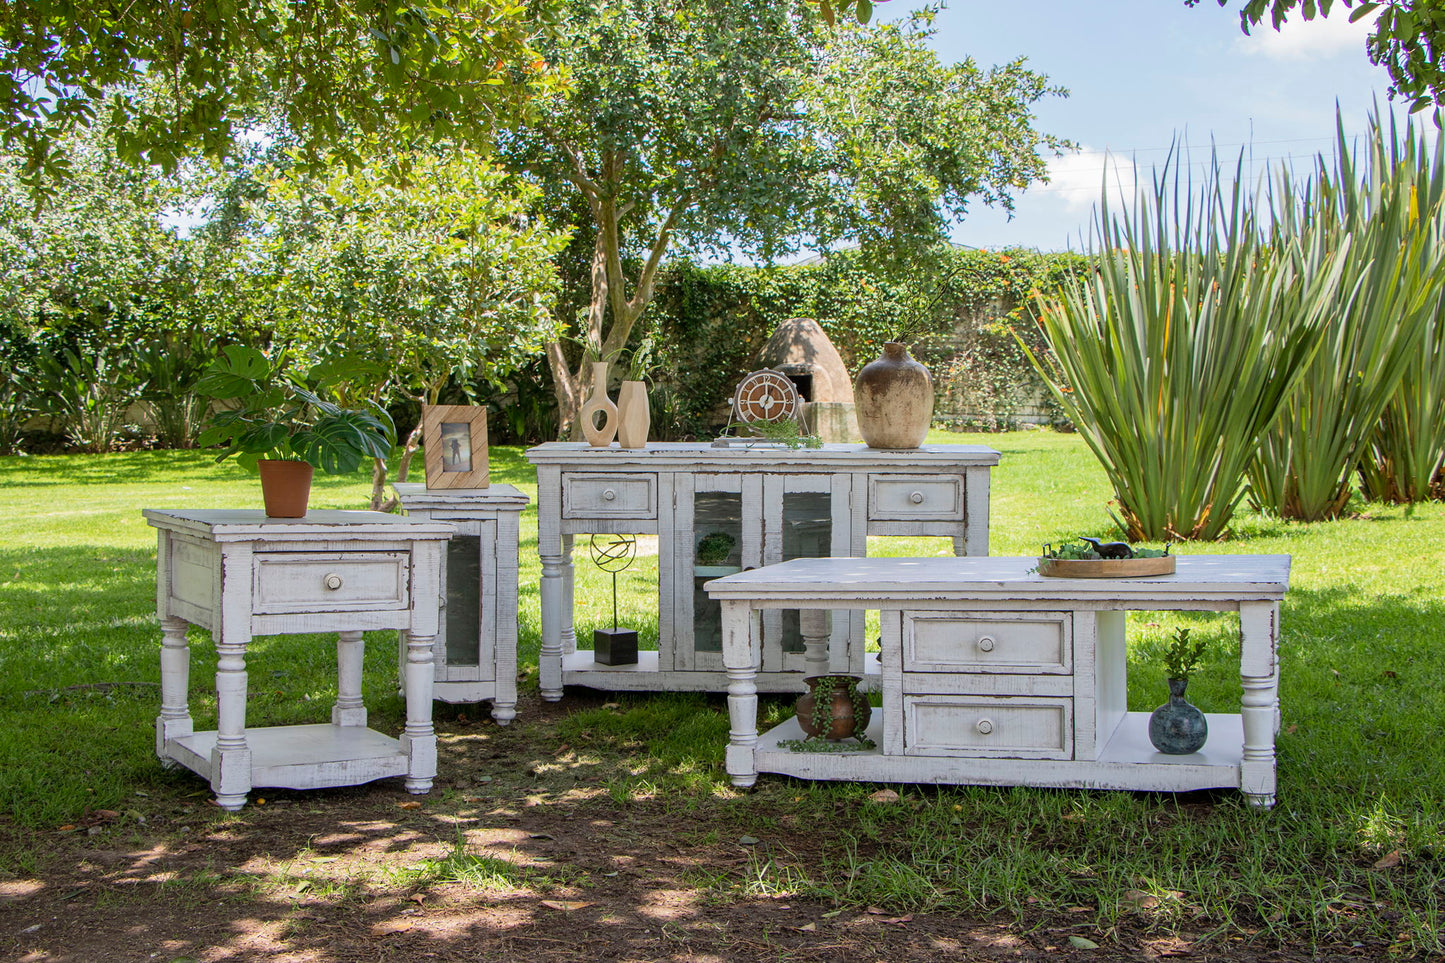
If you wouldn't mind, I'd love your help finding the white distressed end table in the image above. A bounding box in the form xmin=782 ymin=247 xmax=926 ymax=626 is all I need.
xmin=394 ymin=483 xmax=528 ymax=722
xmin=144 ymin=509 xmax=454 ymax=811
xmin=707 ymin=555 xmax=1290 ymax=807
xmin=524 ymin=442 xmax=999 ymax=700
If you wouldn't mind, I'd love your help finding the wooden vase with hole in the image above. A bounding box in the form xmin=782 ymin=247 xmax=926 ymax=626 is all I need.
xmin=257 ymin=460 xmax=313 ymax=518
xmin=579 ymin=362 xmax=619 ymax=447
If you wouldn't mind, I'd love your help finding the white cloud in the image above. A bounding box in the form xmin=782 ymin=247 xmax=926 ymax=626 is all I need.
xmin=1040 ymin=149 xmax=1139 ymax=215
xmin=1236 ymin=8 xmax=1376 ymax=61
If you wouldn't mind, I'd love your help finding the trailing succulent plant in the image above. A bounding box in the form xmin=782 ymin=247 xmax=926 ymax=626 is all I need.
xmin=798 ymin=675 xmax=873 ymax=748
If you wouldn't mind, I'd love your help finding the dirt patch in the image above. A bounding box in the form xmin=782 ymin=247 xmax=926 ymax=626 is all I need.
xmin=0 ymin=693 xmax=1386 ymax=963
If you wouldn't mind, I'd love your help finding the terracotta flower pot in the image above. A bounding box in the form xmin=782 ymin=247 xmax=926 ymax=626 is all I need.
xmin=854 ymin=342 xmax=933 ymax=449
xmin=257 ymin=459 xmax=313 ymax=518
xmin=795 ymin=674 xmax=871 ymax=741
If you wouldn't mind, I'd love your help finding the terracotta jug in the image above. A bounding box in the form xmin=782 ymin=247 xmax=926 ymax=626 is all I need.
xmin=616 ymin=381 xmax=650 ymax=449
xmin=579 ymin=362 xmax=619 ymax=447
xmin=854 ymin=342 xmax=933 ymax=449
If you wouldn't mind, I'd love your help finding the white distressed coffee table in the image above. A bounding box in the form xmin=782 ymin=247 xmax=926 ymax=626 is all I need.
xmin=706 ymin=555 xmax=1290 ymax=807
xmin=144 ymin=509 xmax=453 ymax=811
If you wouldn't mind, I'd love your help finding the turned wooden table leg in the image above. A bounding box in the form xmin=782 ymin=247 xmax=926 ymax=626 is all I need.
xmin=156 ymin=616 xmax=193 ymax=765
xmin=332 ymin=630 xmax=368 ymax=727
xmin=401 ymin=632 xmax=437 ymax=794
xmin=1239 ymin=601 xmax=1280 ymax=809
xmin=800 ymin=608 xmax=831 ymax=680
xmin=210 ymin=640 xmax=251 ymax=811
xmin=722 ymin=600 xmax=761 ymax=788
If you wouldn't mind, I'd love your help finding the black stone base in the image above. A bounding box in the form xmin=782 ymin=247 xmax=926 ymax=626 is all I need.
xmin=592 ymin=628 xmax=639 ymax=666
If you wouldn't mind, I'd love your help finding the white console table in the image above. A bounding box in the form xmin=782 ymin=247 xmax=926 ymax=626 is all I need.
xmin=707 ymin=555 xmax=1289 ymax=807
xmin=524 ymin=442 xmax=999 ymax=700
xmin=144 ymin=509 xmax=453 ymax=811
xmin=395 ymin=482 xmax=527 ymax=722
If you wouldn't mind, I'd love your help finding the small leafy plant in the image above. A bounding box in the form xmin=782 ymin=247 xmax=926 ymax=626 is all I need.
xmin=1161 ymin=627 xmax=1209 ymax=682
xmin=695 ymin=531 xmax=737 ymax=566
xmin=196 ymin=345 xmax=395 ymax=474
xmin=726 ymin=418 xmax=823 ymax=449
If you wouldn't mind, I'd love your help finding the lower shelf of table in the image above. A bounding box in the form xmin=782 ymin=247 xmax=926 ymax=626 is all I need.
xmin=164 ymin=724 xmax=409 ymax=790
xmin=561 ymin=649 xmax=882 ymax=692
xmin=750 ymin=712 xmax=1251 ymax=793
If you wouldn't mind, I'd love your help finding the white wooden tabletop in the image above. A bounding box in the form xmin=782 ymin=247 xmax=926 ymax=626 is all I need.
xmin=704 ymin=555 xmax=1291 ymax=603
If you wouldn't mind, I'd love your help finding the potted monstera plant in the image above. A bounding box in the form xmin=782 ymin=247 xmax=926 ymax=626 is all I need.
xmin=196 ymin=346 xmax=395 ymax=517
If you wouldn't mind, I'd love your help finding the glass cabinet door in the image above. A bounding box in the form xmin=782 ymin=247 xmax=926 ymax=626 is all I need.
xmin=689 ymin=489 xmax=744 ymax=659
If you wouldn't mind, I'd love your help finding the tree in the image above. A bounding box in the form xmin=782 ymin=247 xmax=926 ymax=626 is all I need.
xmin=505 ymin=0 xmax=1069 ymax=437
xmin=1193 ymin=0 xmax=1445 ymax=111
xmin=221 ymin=147 xmax=568 ymax=506
xmin=0 ymin=0 xmax=564 ymax=191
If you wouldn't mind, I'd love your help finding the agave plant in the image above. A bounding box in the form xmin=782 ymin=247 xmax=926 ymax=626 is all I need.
xmin=1358 ymin=302 xmax=1445 ymax=503
xmin=1026 ymin=150 xmax=1349 ymax=541
xmin=1247 ymin=112 xmax=1445 ymax=521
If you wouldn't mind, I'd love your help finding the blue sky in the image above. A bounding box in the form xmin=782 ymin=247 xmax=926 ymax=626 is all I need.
xmin=915 ymin=0 xmax=1399 ymax=251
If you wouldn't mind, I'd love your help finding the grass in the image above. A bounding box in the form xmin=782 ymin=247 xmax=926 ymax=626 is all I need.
xmin=2 ymin=429 xmax=1445 ymax=953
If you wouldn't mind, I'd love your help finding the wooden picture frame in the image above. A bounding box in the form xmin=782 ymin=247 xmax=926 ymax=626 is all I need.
xmin=422 ymin=405 xmax=489 ymax=489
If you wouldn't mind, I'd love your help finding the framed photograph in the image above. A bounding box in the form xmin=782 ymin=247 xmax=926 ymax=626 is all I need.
xmin=421 ymin=405 xmax=489 ymax=489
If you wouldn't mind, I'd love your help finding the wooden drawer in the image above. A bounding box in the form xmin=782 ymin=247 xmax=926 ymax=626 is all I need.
xmin=868 ymin=474 xmax=963 ymax=521
xmin=903 ymin=612 xmax=1071 ymax=674
xmin=903 ymin=695 xmax=1072 ymax=759
xmin=562 ymin=473 xmax=657 ymax=519
xmin=252 ymin=552 xmax=410 ymax=614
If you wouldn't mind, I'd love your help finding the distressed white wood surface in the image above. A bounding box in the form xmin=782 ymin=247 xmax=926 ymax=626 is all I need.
xmin=524 ymin=442 xmax=1000 ymax=698
xmin=709 ymin=554 xmax=1288 ymax=806
xmin=145 ymin=509 xmax=452 ymax=810
xmin=395 ymin=483 xmax=527 ymax=723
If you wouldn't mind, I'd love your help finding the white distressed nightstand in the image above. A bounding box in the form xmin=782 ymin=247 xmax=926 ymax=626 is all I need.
xmin=143 ymin=509 xmax=454 ymax=811
xmin=394 ymin=483 xmax=528 ymax=722
xmin=707 ymin=555 xmax=1289 ymax=807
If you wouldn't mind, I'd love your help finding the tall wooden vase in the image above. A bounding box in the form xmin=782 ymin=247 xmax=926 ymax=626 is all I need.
xmin=854 ymin=342 xmax=933 ymax=449
xmin=616 ymin=381 xmax=650 ymax=449
xmin=579 ymin=362 xmax=619 ymax=447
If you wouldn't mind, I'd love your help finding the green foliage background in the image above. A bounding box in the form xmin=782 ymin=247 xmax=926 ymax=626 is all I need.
xmin=642 ymin=247 xmax=1087 ymax=439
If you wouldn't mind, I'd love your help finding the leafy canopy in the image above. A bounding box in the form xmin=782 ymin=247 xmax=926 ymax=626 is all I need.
xmin=0 ymin=0 xmax=565 ymax=191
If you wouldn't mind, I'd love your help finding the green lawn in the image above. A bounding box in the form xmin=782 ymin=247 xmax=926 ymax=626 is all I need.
xmin=2 ymin=430 xmax=1443 ymax=953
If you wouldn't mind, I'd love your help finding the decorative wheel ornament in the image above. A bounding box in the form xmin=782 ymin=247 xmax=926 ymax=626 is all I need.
xmin=731 ymin=369 xmax=801 ymax=425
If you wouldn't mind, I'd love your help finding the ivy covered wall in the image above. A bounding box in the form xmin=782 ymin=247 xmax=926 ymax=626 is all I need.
xmin=641 ymin=247 xmax=1090 ymax=439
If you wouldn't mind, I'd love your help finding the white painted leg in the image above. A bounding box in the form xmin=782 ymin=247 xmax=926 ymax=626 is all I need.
xmin=722 ymin=601 xmax=761 ymax=788
xmin=539 ymin=550 xmax=566 ymax=701
xmin=1239 ymin=602 xmax=1280 ymax=808
xmin=401 ymin=633 xmax=437 ymax=794
xmin=211 ymin=641 xmax=251 ymax=811
xmin=332 ymin=630 xmax=368 ymax=727
xmin=800 ymin=608 xmax=830 ymax=680
xmin=156 ymin=616 xmax=193 ymax=765
xmin=561 ymin=534 xmax=577 ymax=656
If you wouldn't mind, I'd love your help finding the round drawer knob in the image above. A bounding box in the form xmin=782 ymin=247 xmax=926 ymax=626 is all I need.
xmin=976 ymin=718 xmax=994 ymax=735
xmin=323 ymin=573 xmax=344 ymax=591
xmin=603 ymin=489 xmax=617 ymax=501
xmin=909 ymin=490 xmax=925 ymax=505
xmin=977 ymin=636 xmax=996 ymax=653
